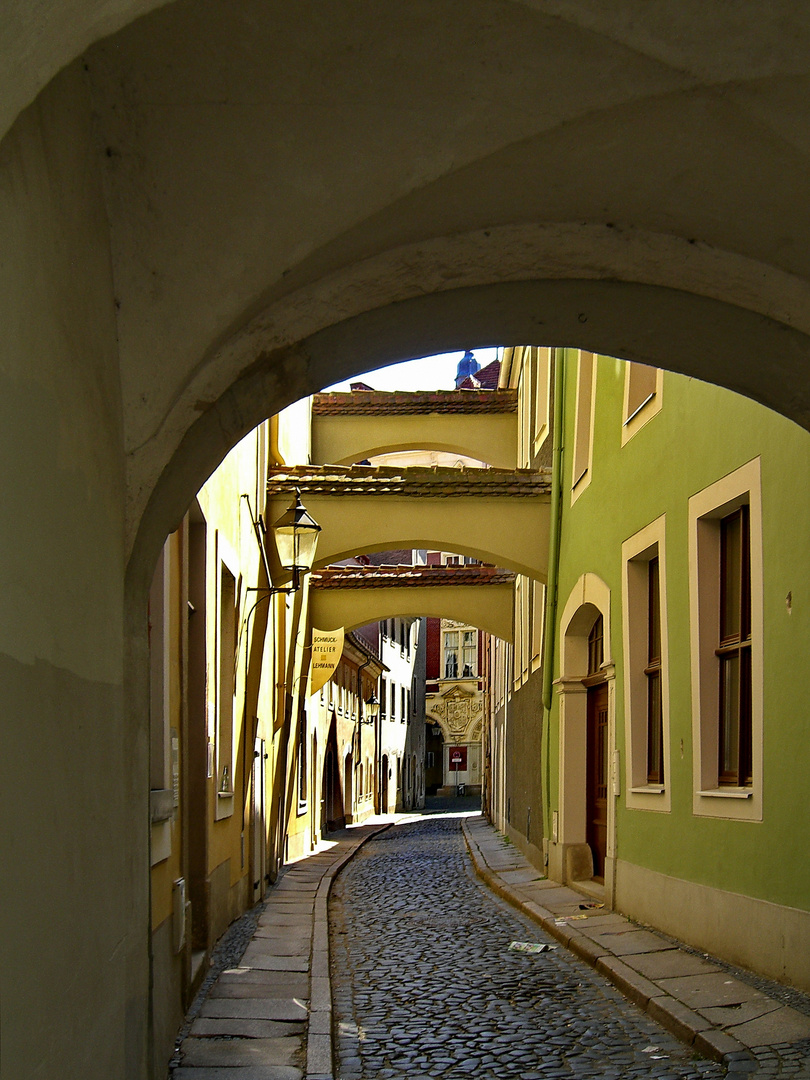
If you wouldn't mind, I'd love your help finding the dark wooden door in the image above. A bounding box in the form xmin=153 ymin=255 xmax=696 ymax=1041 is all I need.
xmin=586 ymin=682 xmax=609 ymax=881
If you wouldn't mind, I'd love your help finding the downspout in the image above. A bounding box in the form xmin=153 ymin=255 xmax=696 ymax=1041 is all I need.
xmin=542 ymin=347 xmax=565 ymax=857
xmin=356 ymin=655 xmax=372 ymax=810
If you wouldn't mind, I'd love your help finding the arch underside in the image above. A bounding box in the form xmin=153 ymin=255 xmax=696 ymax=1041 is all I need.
xmin=130 ymin=275 xmax=810 ymax=596
xmin=17 ymin=0 xmax=804 ymax=594
xmin=310 ymin=583 xmax=515 ymax=644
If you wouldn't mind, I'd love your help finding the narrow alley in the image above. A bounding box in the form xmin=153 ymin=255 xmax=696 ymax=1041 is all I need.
xmin=168 ymin=806 xmax=810 ymax=1079
xmin=330 ymin=812 xmax=727 ymax=1080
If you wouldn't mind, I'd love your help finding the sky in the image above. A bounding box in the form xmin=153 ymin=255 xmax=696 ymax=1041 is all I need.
xmin=324 ymin=347 xmax=501 ymax=393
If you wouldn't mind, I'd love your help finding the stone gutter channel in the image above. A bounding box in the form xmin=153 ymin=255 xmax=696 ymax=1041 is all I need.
xmin=170 ymin=814 xmax=810 ymax=1079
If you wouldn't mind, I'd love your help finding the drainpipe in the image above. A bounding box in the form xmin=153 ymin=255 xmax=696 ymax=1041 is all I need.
xmin=356 ymin=655 xmax=372 ymax=811
xmin=542 ymin=347 xmax=565 ymax=855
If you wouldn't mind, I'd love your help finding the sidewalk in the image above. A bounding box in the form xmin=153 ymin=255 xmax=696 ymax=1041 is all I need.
xmin=463 ymin=814 xmax=810 ymax=1071
xmin=170 ymin=819 xmax=391 ymax=1080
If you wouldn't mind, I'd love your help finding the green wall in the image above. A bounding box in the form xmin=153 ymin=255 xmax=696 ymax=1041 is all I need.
xmin=551 ymin=349 xmax=810 ymax=912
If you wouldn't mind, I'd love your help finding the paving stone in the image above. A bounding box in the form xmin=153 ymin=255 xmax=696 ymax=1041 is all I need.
xmin=588 ymin=929 xmax=679 ymax=957
xmin=258 ymin=914 xmax=312 ymax=928
xmin=243 ymin=937 xmax=310 ymax=957
xmin=329 ymin=814 xmax=730 ymax=1080
xmin=190 ymin=1017 xmax=305 ymax=1038
xmin=726 ymin=1006 xmax=810 ymax=1047
xmin=623 ymin=949 xmax=722 ymax=981
xmin=698 ymin=998 xmax=783 ymax=1027
xmin=657 ymin=972 xmax=769 ymax=1010
xmin=199 ymin=997 xmax=307 ymax=1022
xmin=216 ymin=969 xmax=309 ymax=996
xmin=210 ymin=981 xmax=308 ymax=1000
xmin=239 ymin=953 xmax=309 ymax=973
xmin=172 ymin=1068 xmax=302 ymax=1079
xmin=179 ymin=1037 xmax=300 ymax=1067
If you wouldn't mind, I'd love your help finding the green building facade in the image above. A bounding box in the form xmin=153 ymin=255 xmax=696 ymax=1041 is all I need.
xmin=503 ymin=347 xmax=810 ymax=991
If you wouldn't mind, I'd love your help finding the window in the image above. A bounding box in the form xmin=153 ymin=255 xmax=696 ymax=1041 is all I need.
xmin=444 ymin=628 xmax=477 ymax=679
xmin=533 ymin=347 xmax=552 ymax=455
xmin=588 ymin=615 xmax=603 ymax=676
xmin=622 ymin=517 xmax=670 ymax=808
xmin=401 ymin=686 xmax=406 ymax=723
xmin=645 ymin=557 xmax=663 ymax=784
xmin=390 ymin=681 xmax=396 ymax=721
xmin=718 ymin=506 xmax=752 ymax=787
xmin=380 ymin=677 xmax=387 ymax=721
xmin=514 ymin=575 xmax=528 ymax=690
xmin=444 ymin=631 xmax=459 ymax=678
xmin=297 ymin=712 xmax=308 ymax=813
xmin=689 ymin=459 xmax=762 ymax=820
xmin=462 ymin=630 xmax=477 ymax=677
xmin=572 ymin=350 xmax=596 ymax=499
xmin=531 ymin=581 xmax=545 ymax=673
xmin=622 ymin=362 xmax=662 ymax=445
xmin=217 ymin=561 xmax=237 ymax=807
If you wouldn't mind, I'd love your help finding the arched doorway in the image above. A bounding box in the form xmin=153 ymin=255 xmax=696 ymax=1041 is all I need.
xmin=322 ymin=732 xmax=345 ymax=834
xmin=380 ymin=754 xmax=389 ymax=814
xmin=343 ymin=752 xmax=354 ymax=824
xmin=425 ymin=722 xmax=445 ymax=795
xmin=550 ymin=574 xmax=615 ymax=896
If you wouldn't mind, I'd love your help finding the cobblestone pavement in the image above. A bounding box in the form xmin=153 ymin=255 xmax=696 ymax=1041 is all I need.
xmin=329 ymin=814 xmax=807 ymax=1079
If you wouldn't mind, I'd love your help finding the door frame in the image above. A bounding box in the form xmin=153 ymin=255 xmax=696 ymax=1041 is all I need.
xmin=550 ymin=573 xmax=617 ymax=902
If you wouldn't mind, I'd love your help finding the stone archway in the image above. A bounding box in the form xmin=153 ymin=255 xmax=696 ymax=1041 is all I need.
xmin=9 ymin=6 xmax=810 ymax=1077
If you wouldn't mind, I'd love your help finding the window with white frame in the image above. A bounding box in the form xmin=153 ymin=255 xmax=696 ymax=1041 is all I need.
xmin=444 ymin=627 xmax=477 ymax=679
xmin=297 ymin=711 xmax=308 ymax=813
xmin=572 ymin=350 xmax=596 ymax=499
xmin=622 ymin=362 xmax=662 ymax=445
xmin=533 ymin=347 xmax=552 ymax=455
xmin=689 ymin=460 xmax=762 ymax=820
xmin=622 ymin=516 xmax=670 ymax=810
xmin=217 ymin=561 xmax=236 ymax=799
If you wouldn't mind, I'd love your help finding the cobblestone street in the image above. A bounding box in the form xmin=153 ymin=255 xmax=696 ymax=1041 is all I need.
xmin=330 ymin=814 xmax=731 ymax=1079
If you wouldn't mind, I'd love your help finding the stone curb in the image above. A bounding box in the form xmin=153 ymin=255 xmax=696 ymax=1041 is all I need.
xmin=305 ymin=821 xmax=393 ymax=1080
xmin=461 ymin=817 xmax=749 ymax=1067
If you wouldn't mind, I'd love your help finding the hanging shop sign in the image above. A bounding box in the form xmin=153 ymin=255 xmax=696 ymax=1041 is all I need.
xmin=310 ymin=627 xmax=344 ymax=695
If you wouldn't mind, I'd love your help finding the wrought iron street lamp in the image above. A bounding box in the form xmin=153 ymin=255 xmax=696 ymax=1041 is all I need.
xmin=242 ymin=488 xmax=321 ymax=594
xmin=271 ymin=489 xmax=322 ymax=592
xmin=362 ymin=692 xmax=380 ymax=725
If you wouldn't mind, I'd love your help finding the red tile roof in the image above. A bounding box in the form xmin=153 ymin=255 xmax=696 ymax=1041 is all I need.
xmin=311 ymin=565 xmax=516 ymax=589
xmin=457 ymin=358 xmax=501 ymax=390
xmin=312 ymin=389 xmax=516 ymax=416
xmin=267 ymin=464 xmax=550 ymax=498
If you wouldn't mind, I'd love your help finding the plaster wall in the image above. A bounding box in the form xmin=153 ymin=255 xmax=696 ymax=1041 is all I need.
xmin=0 ymin=62 xmax=144 ymax=1079
xmin=312 ymin=412 xmax=518 ymax=470
xmin=502 ymin=668 xmax=546 ymax=859
xmin=615 ymin=859 xmax=810 ymax=994
xmin=283 ymin=493 xmax=550 ymax=581
xmin=8 ymin=6 xmax=810 ymax=1076
xmin=548 ymin=351 xmax=810 ymax=923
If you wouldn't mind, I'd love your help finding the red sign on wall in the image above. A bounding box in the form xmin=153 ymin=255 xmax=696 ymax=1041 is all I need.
xmin=449 ymin=746 xmax=467 ymax=770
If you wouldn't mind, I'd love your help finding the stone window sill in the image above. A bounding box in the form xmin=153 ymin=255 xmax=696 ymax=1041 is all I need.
xmin=698 ymin=787 xmax=752 ymax=799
